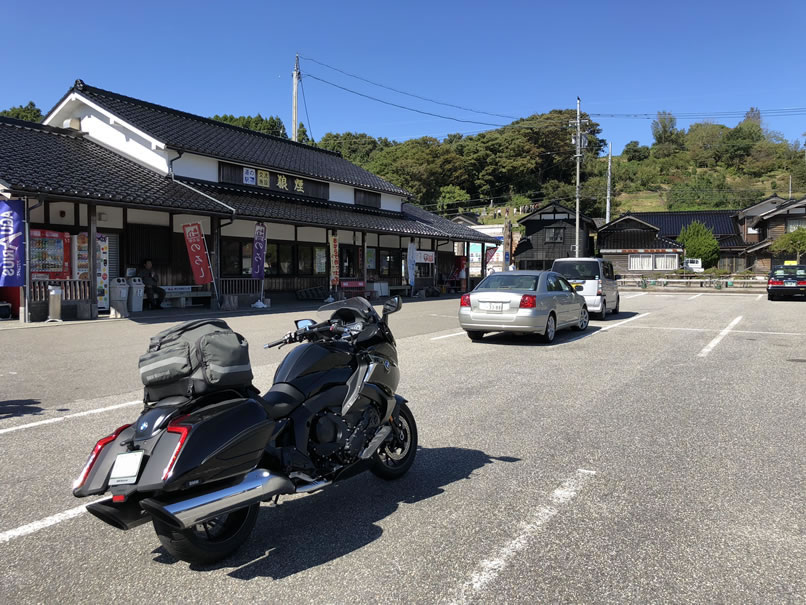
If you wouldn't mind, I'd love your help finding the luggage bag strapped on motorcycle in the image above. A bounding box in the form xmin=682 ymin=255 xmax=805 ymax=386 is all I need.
xmin=138 ymin=319 xmax=253 ymax=401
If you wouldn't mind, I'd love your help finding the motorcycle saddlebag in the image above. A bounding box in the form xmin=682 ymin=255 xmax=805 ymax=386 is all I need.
xmin=139 ymin=319 xmax=253 ymax=401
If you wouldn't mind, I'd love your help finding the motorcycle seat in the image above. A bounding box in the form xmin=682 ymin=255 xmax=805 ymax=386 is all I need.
xmin=259 ymin=383 xmax=305 ymax=419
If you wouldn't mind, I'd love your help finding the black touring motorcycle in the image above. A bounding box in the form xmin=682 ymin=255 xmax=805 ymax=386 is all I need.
xmin=72 ymin=296 xmax=417 ymax=564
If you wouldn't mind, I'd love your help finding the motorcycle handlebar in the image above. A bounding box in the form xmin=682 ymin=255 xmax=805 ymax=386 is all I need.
xmin=264 ymin=322 xmax=347 ymax=349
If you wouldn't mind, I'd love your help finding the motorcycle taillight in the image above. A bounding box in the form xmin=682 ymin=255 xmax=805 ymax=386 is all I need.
xmin=73 ymin=424 xmax=131 ymax=489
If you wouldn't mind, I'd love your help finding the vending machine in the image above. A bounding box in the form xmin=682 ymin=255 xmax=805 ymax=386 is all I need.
xmin=72 ymin=233 xmax=109 ymax=310
xmin=29 ymin=230 xmax=71 ymax=279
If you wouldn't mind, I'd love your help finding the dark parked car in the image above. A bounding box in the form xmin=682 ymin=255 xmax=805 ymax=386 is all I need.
xmin=767 ymin=265 xmax=806 ymax=300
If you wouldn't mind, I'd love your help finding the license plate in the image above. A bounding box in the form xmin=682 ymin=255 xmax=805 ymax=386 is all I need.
xmin=785 ymin=280 xmax=796 ymax=286
xmin=481 ymin=302 xmax=504 ymax=311
xmin=109 ymin=451 xmax=144 ymax=485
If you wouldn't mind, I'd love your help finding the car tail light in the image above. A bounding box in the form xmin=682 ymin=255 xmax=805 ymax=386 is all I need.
xmin=798 ymin=280 xmax=806 ymax=286
xmin=460 ymin=294 xmax=471 ymax=307
xmin=768 ymin=279 xmax=784 ymax=286
xmin=73 ymin=424 xmax=131 ymax=489
xmin=162 ymin=416 xmax=191 ymax=481
xmin=597 ymin=279 xmax=603 ymax=296
xmin=519 ymin=295 xmax=537 ymax=308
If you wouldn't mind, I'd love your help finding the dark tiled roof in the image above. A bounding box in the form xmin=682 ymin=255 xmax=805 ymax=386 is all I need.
xmin=628 ymin=210 xmax=739 ymax=238
xmin=717 ymin=235 xmax=749 ymax=249
xmin=402 ymin=203 xmax=498 ymax=243
xmin=65 ymin=80 xmax=408 ymax=197
xmin=179 ymin=179 xmax=497 ymax=242
xmin=0 ymin=117 xmax=220 ymax=213
xmin=598 ymin=229 xmax=682 ymax=251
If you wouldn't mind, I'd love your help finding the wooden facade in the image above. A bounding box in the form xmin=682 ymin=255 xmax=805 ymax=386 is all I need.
xmin=514 ymin=203 xmax=596 ymax=269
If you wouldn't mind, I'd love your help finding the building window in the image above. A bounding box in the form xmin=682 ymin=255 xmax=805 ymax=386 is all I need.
xmin=340 ymin=245 xmax=359 ymax=277
xmin=379 ymin=249 xmax=402 ymax=277
xmin=297 ymin=245 xmax=327 ymax=275
xmin=629 ymin=254 xmax=653 ymax=271
xmin=786 ymin=218 xmax=806 ymax=233
xmin=222 ymin=239 xmax=262 ymax=276
xmin=355 ymin=189 xmax=381 ymax=208
xmin=545 ymin=228 xmax=564 ymax=243
xmin=653 ymin=254 xmax=678 ymax=270
xmin=266 ymin=242 xmax=293 ymax=275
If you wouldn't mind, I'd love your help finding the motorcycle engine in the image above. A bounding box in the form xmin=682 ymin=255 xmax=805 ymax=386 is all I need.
xmin=309 ymin=406 xmax=381 ymax=468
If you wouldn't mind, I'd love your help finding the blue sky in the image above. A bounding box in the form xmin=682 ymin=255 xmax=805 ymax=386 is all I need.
xmin=3 ymin=0 xmax=805 ymax=154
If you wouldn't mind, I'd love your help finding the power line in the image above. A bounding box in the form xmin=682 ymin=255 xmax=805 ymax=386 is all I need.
xmin=299 ymin=55 xmax=517 ymax=120
xmin=304 ymin=73 xmax=508 ymax=128
xmin=299 ymin=76 xmax=314 ymax=143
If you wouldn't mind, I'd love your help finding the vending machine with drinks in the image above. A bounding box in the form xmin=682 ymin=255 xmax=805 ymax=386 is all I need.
xmin=29 ymin=230 xmax=71 ymax=279
xmin=72 ymin=233 xmax=109 ymax=310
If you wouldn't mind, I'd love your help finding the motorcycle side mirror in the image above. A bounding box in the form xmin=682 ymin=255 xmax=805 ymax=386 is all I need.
xmin=382 ymin=296 xmax=402 ymax=317
xmin=295 ymin=319 xmax=316 ymax=330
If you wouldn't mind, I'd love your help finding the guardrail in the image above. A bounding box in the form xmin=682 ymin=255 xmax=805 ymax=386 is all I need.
xmin=30 ymin=279 xmax=92 ymax=302
xmin=618 ymin=275 xmax=767 ymax=290
xmin=219 ymin=277 xmax=263 ymax=296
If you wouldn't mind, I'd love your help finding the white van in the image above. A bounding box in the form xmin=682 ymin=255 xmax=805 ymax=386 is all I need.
xmin=551 ymin=257 xmax=620 ymax=319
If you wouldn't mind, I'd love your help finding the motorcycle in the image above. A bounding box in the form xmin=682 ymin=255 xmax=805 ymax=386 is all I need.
xmin=72 ymin=295 xmax=417 ymax=564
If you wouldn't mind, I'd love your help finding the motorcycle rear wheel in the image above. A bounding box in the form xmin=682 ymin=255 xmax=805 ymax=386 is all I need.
xmin=153 ymin=502 xmax=259 ymax=565
xmin=371 ymin=402 xmax=418 ymax=480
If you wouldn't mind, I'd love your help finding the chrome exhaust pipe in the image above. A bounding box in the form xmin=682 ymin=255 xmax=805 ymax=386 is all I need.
xmin=86 ymin=498 xmax=152 ymax=531
xmin=140 ymin=469 xmax=294 ymax=530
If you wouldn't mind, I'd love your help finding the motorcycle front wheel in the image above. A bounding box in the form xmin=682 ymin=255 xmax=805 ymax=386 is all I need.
xmin=153 ymin=502 xmax=259 ymax=565
xmin=371 ymin=402 xmax=418 ymax=480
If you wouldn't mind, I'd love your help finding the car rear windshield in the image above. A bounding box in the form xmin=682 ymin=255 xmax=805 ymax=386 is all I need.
xmin=477 ymin=274 xmax=538 ymax=291
xmin=552 ymin=260 xmax=600 ymax=280
xmin=771 ymin=266 xmax=806 ymax=277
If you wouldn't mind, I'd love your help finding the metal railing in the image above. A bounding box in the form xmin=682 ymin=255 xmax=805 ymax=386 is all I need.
xmin=617 ymin=274 xmax=768 ymax=290
xmin=219 ymin=277 xmax=264 ymax=296
xmin=30 ymin=279 xmax=92 ymax=302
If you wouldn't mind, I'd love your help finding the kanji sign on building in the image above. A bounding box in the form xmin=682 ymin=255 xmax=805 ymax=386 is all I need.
xmin=182 ymin=223 xmax=214 ymax=285
xmin=251 ymin=222 xmax=267 ymax=279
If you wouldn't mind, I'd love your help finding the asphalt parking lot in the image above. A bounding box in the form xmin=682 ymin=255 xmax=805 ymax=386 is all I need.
xmin=1 ymin=293 xmax=804 ymax=603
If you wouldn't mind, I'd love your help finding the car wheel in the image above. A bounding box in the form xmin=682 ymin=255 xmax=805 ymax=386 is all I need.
xmin=613 ymin=296 xmax=620 ymax=315
xmin=598 ymin=299 xmax=607 ymax=320
xmin=541 ymin=313 xmax=556 ymax=344
xmin=767 ymin=292 xmax=775 ymax=301
xmin=466 ymin=331 xmax=484 ymax=341
xmin=573 ymin=307 xmax=589 ymax=331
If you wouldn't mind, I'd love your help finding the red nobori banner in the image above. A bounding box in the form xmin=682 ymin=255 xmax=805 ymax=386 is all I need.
xmin=182 ymin=223 xmax=214 ymax=285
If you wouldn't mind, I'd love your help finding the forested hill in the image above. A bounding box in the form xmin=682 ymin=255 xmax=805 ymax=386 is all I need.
xmin=4 ymin=100 xmax=804 ymax=218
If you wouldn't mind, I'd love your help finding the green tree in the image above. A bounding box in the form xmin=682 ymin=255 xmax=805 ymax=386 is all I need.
xmin=678 ymin=221 xmax=720 ymax=269
xmin=686 ymin=122 xmax=728 ymax=167
xmin=211 ymin=113 xmax=287 ymax=138
xmin=316 ymin=132 xmax=396 ymax=167
xmin=650 ymin=111 xmax=685 ymax=157
xmin=0 ymin=101 xmax=43 ymax=122
xmin=623 ymin=140 xmax=650 ymax=161
xmin=770 ymin=228 xmax=806 ymax=263
xmin=719 ymin=120 xmax=764 ymax=168
xmin=436 ymin=184 xmax=470 ymax=214
xmin=296 ymin=122 xmax=313 ymax=145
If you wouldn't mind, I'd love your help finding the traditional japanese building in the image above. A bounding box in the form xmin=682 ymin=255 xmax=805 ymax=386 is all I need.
xmin=0 ymin=80 xmax=495 ymax=320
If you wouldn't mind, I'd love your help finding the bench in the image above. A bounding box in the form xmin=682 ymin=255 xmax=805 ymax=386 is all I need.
xmin=388 ymin=285 xmax=411 ymax=297
xmin=161 ymin=286 xmax=212 ymax=308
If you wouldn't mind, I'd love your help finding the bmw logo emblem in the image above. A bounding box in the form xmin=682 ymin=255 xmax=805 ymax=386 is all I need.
xmin=139 ymin=421 xmax=149 ymax=431
xmin=383 ymin=360 xmax=391 ymax=372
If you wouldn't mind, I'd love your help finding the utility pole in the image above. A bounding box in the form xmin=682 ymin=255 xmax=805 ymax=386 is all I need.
xmin=789 ymin=174 xmax=792 ymax=199
xmin=292 ymin=54 xmax=300 ymax=142
xmin=569 ymin=97 xmax=588 ymax=257
xmin=606 ymin=141 xmax=612 ymax=224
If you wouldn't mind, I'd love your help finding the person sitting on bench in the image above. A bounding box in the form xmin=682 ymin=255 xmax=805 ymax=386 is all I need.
xmin=138 ymin=259 xmax=165 ymax=309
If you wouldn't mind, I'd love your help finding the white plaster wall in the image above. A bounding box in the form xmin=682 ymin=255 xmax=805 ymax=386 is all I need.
xmin=297 ymin=226 xmax=326 ymax=242
xmin=29 ymin=202 xmax=45 ymax=223
xmin=78 ymin=110 xmax=169 ymax=174
xmin=438 ymin=241 xmax=453 ymax=251
xmin=173 ymin=215 xmax=211 ymax=234
xmin=379 ymin=234 xmax=399 ymax=248
xmin=418 ymin=238 xmax=433 ymax=250
xmin=366 ymin=233 xmax=379 ymax=247
xmin=264 ymin=222 xmax=295 ymax=241
xmin=221 ymin=219 xmax=258 ymax=238
xmin=330 ymin=183 xmax=354 ymax=205
xmin=48 ymin=202 xmax=76 ymax=226
xmin=381 ymin=194 xmax=403 ymax=212
xmin=173 ymin=154 xmax=219 ymax=181
xmin=128 ymin=209 xmax=170 ymax=226
xmin=337 ymin=230 xmax=358 ymax=245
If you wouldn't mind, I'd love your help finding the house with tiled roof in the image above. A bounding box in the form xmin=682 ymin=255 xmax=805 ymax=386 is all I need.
xmin=0 ymin=80 xmax=496 ymax=319
xmin=513 ymin=202 xmax=597 ymax=270
xmin=597 ymin=209 xmax=749 ymax=273
xmin=736 ymin=195 xmax=806 ymax=272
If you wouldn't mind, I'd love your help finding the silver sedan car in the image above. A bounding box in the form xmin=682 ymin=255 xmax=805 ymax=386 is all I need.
xmin=458 ymin=270 xmax=589 ymax=343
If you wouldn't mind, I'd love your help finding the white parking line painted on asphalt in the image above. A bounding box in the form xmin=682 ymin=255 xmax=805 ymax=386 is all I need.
xmin=756 ymin=293 xmax=764 ymax=301
xmin=596 ymin=312 xmax=651 ymax=332
xmin=698 ymin=315 xmax=743 ymax=358
xmin=0 ymin=500 xmax=100 ymax=544
xmin=622 ymin=293 xmax=647 ymax=299
xmin=429 ymin=314 xmax=460 ymax=319
xmin=431 ymin=331 xmax=466 ymax=341
xmin=0 ymin=400 xmax=141 ymax=436
xmin=621 ymin=325 xmax=806 ymax=337
xmin=453 ymin=469 xmax=596 ymax=604
xmin=688 ymin=293 xmax=703 ymax=300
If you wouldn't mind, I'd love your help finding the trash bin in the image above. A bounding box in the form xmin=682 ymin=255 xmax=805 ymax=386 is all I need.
xmin=47 ymin=285 xmax=62 ymax=322
xmin=127 ymin=277 xmax=145 ymax=313
xmin=110 ymin=277 xmax=130 ymax=318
